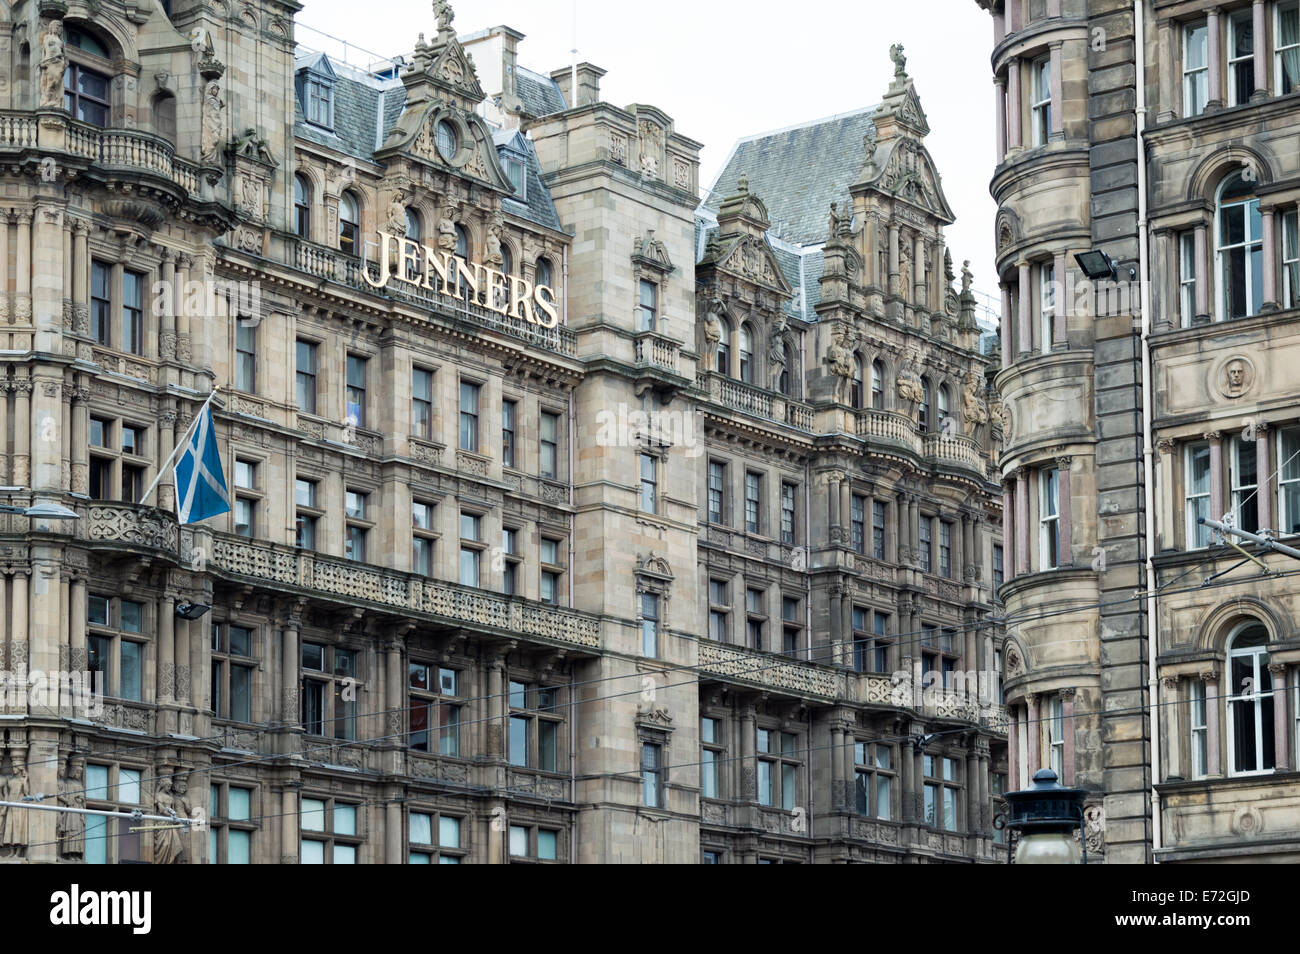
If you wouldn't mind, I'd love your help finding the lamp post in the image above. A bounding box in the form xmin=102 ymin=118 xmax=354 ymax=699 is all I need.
xmin=0 ymin=502 xmax=80 ymax=520
xmin=1000 ymin=768 xmax=1088 ymax=864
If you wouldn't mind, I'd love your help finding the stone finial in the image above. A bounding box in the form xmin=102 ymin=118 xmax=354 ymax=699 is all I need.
xmin=889 ymin=43 xmax=907 ymax=78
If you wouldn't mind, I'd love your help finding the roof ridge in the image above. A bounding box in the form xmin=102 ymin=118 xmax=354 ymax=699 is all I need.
xmin=728 ymin=103 xmax=880 ymax=147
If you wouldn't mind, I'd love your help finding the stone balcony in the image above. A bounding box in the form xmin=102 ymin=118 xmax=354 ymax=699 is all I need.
xmin=857 ymin=409 xmax=992 ymax=480
xmin=697 ymin=372 xmax=815 ymax=432
xmin=0 ymin=111 xmax=202 ymax=196
xmin=74 ymin=503 xmax=601 ymax=653
xmin=633 ymin=330 xmax=680 ymax=374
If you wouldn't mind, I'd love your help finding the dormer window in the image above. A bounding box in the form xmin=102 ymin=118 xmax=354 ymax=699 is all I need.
xmin=296 ymin=56 xmax=337 ymax=132
xmin=502 ymin=154 xmax=526 ymax=199
xmin=305 ymin=77 xmax=333 ymax=128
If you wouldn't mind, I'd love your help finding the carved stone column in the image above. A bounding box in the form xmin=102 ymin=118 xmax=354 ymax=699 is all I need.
xmin=14 ymin=209 xmax=31 ymax=325
xmin=1255 ymin=424 xmax=1271 ymax=531
xmin=1007 ymin=60 xmax=1022 ymax=150
xmin=1269 ymin=663 xmax=1288 ymax=771
xmin=1017 ymin=259 xmax=1032 ymax=355
xmin=70 ymin=378 xmax=88 ymax=495
xmin=1014 ymin=470 xmax=1030 ymax=576
xmin=12 ymin=369 xmax=30 ymax=487
xmin=1201 ymin=669 xmax=1222 ymax=777
xmin=1000 ymin=283 xmax=1013 ymax=366
xmin=739 ymin=704 xmax=757 ymax=801
xmin=1049 ymin=42 xmax=1064 ymax=140
xmin=1262 ymin=209 xmax=1278 ymax=311
xmin=1060 ymin=687 xmax=1076 ymax=786
xmin=1056 ymin=456 xmax=1073 ymax=565
xmin=1194 ymin=224 xmax=1209 ymax=319
xmin=994 ymin=77 xmax=1007 ymax=163
xmin=1026 ymin=694 xmax=1040 ymax=774
xmin=1162 ymin=675 xmax=1181 ymax=780
xmin=1207 ymin=8 xmax=1223 ymax=109
xmin=1252 ymin=0 xmax=1268 ymax=100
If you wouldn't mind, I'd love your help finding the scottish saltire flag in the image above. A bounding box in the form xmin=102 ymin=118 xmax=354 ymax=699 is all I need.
xmin=173 ymin=404 xmax=230 ymax=524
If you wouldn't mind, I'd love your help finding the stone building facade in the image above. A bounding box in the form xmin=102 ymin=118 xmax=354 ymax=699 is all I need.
xmin=977 ymin=0 xmax=1300 ymax=863
xmin=0 ymin=0 xmax=1003 ymax=864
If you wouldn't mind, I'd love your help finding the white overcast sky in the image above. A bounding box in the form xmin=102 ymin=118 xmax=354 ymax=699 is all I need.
xmin=295 ymin=0 xmax=998 ymax=298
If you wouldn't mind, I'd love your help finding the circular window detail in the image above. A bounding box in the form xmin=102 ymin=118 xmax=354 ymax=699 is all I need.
xmin=436 ymin=120 xmax=458 ymax=161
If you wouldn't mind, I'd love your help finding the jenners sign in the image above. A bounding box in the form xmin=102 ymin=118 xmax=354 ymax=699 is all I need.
xmin=363 ymin=231 xmax=561 ymax=329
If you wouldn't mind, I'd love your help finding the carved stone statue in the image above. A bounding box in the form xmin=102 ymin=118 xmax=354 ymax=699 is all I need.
xmin=484 ymin=213 xmax=504 ymax=266
xmin=39 ymin=19 xmax=65 ymax=111
xmin=58 ymin=762 xmax=85 ymax=857
xmin=768 ymin=316 xmax=788 ymax=366
xmin=703 ymin=300 xmax=723 ymax=368
xmin=200 ymin=81 xmax=225 ymax=163
xmin=828 ymin=202 xmax=843 ymax=240
xmin=896 ymin=349 xmax=925 ymax=405
xmin=890 ymin=43 xmax=907 ymax=78
xmin=435 ymin=0 xmax=455 ymax=36
xmin=962 ymin=370 xmax=988 ymax=436
xmin=961 ymin=258 xmax=973 ymax=294
xmin=827 ymin=324 xmax=854 ymax=402
xmin=387 ymin=192 xmax=407 ymax=236
xmin=898 ymin=242 xmax=912 ymax=299
xmin=437 ymin=207 xmax=457 ymax=251
xmin=153 ymin=776 xmax=183 ymax=864
xmin=2 ymin=757 xmax=27 ymax=848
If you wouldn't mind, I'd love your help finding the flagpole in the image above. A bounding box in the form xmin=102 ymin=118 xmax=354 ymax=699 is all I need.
xmin=137 ymin=384 xmax=222 ymax=507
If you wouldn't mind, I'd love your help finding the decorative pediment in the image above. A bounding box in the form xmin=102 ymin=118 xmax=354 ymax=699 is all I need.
xmin=712 ymin=234 xmax=792 ymax=295
xmin=635 ymin=551 xmax=674 ymax=581
xmin=425 ymin=40 xmax=484 ymax=101
xmin=632 ymin=230 xmax=674 ymax=275
xmin=867 ymin=137 xmax=954 ymax=222
xmin=381 ymin=103 xmax=511 ymax=191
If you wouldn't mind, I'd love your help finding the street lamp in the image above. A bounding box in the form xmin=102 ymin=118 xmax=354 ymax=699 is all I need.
xmin=0 ymin=502 xmax=80 ymax=520
xmin=1001 ymin=768 xmax=1088 ymax=864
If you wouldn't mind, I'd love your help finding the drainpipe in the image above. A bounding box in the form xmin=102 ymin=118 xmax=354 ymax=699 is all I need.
xmin=1134 ymin=0 xmax=1162 ymax=859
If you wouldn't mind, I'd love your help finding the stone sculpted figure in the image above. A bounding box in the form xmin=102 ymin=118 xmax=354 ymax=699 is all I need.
xmin=896 ymin=349 xmax=925 ymax=405
xmin=39 ymin=19 xmax=65 ymax=111
xmin=827 ymin=325 xmax=854 ymax=402
xmin=890 ymin=43 xmax=907 ymax=78
xmin=484 ymin=213 xmax=504 ymax=266
xmin=387 ymin=192 xmax=407 ymax=236
xmin=57 ymin=761 xmax=86 ymax=857
xmin=3 ymin=757 xmax=27 ymax=847
xmin=961 ymin=258 xmax=973 ymax=294
xmin=962 ymin=370 xmax=988 ymax=435
xmin=437 ymin=207 xmax=457 ymax=251
xmin=153 ymin=776 xmax=182 ymax=864
xmin=200 ymin=81 xmax=225 ymax=162
xmin=435 ymin=0 xmax=455 ymax=36
xmin=703 ymin=300 xmax=723 ymax=368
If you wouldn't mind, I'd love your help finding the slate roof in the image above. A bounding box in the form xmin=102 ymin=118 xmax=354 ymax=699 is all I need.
xmin=291 ymin=51 xmax=564 ymax=235
xmin=515 ymin=66 xmax=566 ymax=118
xmin=493 ymin=129 xmax=563 ymax=232
xmin=294 ymin=52 xmax=404 ymax=160
xmin=700 ymin=106 xmax=879 ymax=248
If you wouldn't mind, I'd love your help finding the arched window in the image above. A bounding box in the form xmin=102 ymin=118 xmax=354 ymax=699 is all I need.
xmin=64 ymin=25 xmax=112 ymax=127
xmin=739 ymin=325 xmax=754 ymax=383
xmin=338 ymin=191 xmax=359 ymax=255
xmin=871 ymin=359 xmax=885 ymax=410
xmin=152 ymin=92 xmax=176 ymax=141
xmin=1227 ymin=623 xmax=1275 ymax=774
xmin=293 ymin=174 xmax=311 ymax=238
xmin=405 ymin=209 xmax=422 ymax=279
xmin=454 ymin=226 xmax=471 ymax=300
xmin=1217 ymin=171 xmax=1263 ymax=320
xmin=535 ymin=256 xmax=554 ymax=289
xmin=919 ymin=376 xmax=932 ymax=432
xmin=938 ymin=383 xmax=950 ymax=428
xmin=501 ymin=243 xmax=514 ymax=277
xmin=779 ymin=342 xmax=795 ymax=396
xmin=851 ymin=356 xmax=864 ymax=408
xmin=716 ymin=319 xmax=731 ymax=375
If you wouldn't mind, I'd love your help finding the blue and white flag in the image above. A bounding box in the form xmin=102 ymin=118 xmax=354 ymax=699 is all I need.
xmin=173 ymin=404 xmax=230 ymax=524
